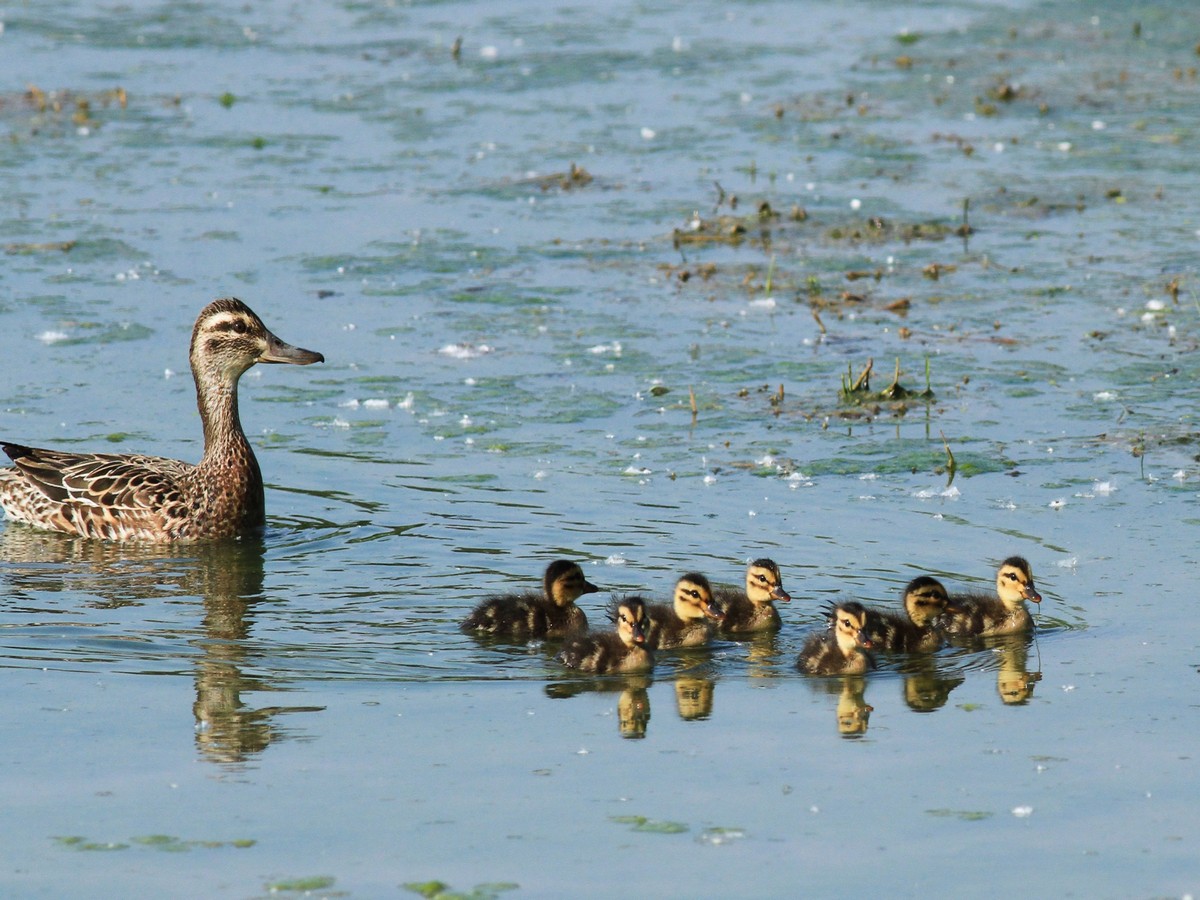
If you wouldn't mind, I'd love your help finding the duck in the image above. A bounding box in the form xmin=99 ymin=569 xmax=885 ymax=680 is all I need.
xmin=461 ymin=559 xmax=598 ymax=638
xmin=715 ymin=558 xmax=791 ymax=634
xmin=796 ymin=601 xmax=875 ymax=675
xmin=641 ymin=572 xmax=724 ymax=650
xmin=0 ymin=298 xmax=323 ymax=542
xmin=943 ymin=557 xmax=1041 ymax=638
xmin=863 ymin=576 xmax=954 ymax=652
xmin=556 ymin=596 xmax=653 ymax=674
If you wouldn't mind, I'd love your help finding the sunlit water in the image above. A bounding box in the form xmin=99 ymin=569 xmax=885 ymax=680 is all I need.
xmin=1 ymin=0 xmax=1198 ymax=897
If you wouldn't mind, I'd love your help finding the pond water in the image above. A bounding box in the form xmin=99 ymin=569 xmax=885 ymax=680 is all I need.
xmin=1 ymin=0 xmax=1199 ymax=896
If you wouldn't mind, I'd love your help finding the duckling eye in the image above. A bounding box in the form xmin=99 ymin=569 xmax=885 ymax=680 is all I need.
xmin=232 ymin=320 xmax=248 ymax=334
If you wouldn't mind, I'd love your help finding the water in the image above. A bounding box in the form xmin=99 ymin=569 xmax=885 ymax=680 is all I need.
xmin=1 ymin=0 xmax=1199 ymax=896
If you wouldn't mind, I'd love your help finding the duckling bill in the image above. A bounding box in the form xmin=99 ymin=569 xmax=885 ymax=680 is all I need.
xmin=461 ymin=560 xmax=598 ymax=638
xmin=0 ymin=298 xmax=323 ymax=542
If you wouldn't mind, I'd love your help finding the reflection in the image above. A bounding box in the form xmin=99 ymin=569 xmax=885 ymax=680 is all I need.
xmin=899 ymin=658 xmax=964 ymax=712
xmin=545 ymin=675 xmax=653 ymax=740
xmin=728 ymin=631 xmax=785 ymax=678
xmin=836 ymin=677 xmax=873 ymax=737
xmin=0 ymin=525 xmax=322 ymax=766
xmin=994 ymin=635 xmax=1042 ymax=705
xmin=806 ymin=674 xmax=873 ymax=738
xmin=674 ymin=676 xmax=714 ymax=721
xmin=190 ymin=539 xmax=324 ymax=765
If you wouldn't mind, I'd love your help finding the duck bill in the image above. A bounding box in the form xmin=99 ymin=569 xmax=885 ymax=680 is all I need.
xmin=771 ymin=585 xmax=792 ymax=603
xmin=1023 ymin=586 xmax=1042 ymax=604
xmin=581 ymin=579 xmax=601 ymax=595
xmin=261 ymin=331 xmax=325 ymax=365
xmin=856 ymin=629 xmax=874 ymax=650
xmin=631 ymin=622 xmax=647 ymax=644
xmin=704 ymin=599 xmax=726 ymax=622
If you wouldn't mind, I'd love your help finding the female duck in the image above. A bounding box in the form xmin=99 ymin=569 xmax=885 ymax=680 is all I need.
xmin=716 ymin=558 xmax=791 ymax=634
xmin=557 ymin=597 xmax=653 ymax=674
xmin=943 ymin=557 xmax=1041 ymax=638
xmin=641 ymin=573 xmax=724 ymax=650
xmin=461 ymin=560 xmax=598 ymax=638
xmin=797 ymin=601 xmax=875 ymax=675
xmin=0 ymin=298 xmax=323 ymax=542
xmin=864 ymin=576 xmax=954 ymax=653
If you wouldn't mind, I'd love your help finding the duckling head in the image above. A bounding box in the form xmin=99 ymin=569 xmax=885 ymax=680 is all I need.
xmin=902 ymin=575 xmax=951 ymax=627
xmin=746 ymin=558 xmax=791 ymax=605
xmin=830 ymin=601 xmax=873 ymax=653
xmin=995 ymin=556 xmax=1041 ymax=608
xmin=615 ymin=597 xmax=649 ymax=647
xmin=191 ymin=298 xmax=324 ymax=389
xmin=544 ymin=560 xmax=600 ymax=607
xmin=673 ymin=573 xmax=724 ymax=622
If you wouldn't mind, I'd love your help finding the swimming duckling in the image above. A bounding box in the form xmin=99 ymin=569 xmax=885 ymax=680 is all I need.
xmin=864 ymin=576 xmax=953 ymax=652
xmin=461 ymin=560 xmax=598 ymax=638
xmin=943 ymin=557 xmax=1041 ymax=638
xmin=642 ymin=573 xmax=724 ymax=650
xmin=716 ymin=558 xmax=791 ymax=634
xmin=556 ymin=597 xmax=653 ymax=674
xmin=796 ymin=601 xmax=875 ymax=675
xmin=0 ymin=298 xmax=323 ymax=542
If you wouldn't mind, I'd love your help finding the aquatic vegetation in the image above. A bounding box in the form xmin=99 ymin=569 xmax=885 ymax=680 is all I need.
xmin=403 ymin=881 xmax=519 ymax=900
xmin=609 ymin=815 xmax=690 ymax=834
xmin=53 ymin=834 xmax=255 ymax=852
xmin=267 ymin=875 xmax=337 ymax=892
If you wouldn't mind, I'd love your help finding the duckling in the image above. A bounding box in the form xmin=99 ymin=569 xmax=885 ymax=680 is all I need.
xmin=641 ymin=573 xmax=724 ymax=650
xmin=461 ymin=560 xmax=598 ymax=638
xmin=796 ymin=601 xmax=875 ymax=675
xmin=864 ymin=576 xmax=953 ymax=652
xmin=715 ymin=558 xmax=791 ymax=634
xmin=0 ymin=298 xmax=323 ymax=542
xmin=943 ymin=557 xmax=1041 ymax=638
xmin=556 ymin=596 xmax=653 ymax=674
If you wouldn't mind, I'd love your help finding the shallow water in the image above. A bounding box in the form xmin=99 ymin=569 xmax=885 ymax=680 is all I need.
xmin=1 ymin=0 xmax=1199 ymax=896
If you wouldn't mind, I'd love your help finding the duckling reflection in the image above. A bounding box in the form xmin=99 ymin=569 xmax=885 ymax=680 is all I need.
xmin=642 ymin=573 xmax=724 ymax=650
xmin=835 ymin=676 xmax=873 ymax=737
xmin=995 ymin=635 xmax=1042 ymax=705
xmin=797 ymin=601 xmax=875 ymax=675
xmin=461 ymin=559 xmax=597 ymax=639
xmin=0 ymin=526 xmax=323 ymax=766
xmin=900 ymin=658 xmax=965 ymax=712
xmin=944 ymin=557 xmax=1041 ymax=639
xmin=544 ymin=675 xmax=652 ymax=740
xmin=715 ymin=558 xmax=790 ymax=635
xmin=674 ymin=676 xmax=715 ymax=721
xmin=864 ymin=576 xmax=954 ymax=653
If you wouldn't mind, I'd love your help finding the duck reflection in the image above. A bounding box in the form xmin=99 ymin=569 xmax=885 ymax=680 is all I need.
xmin=0 ymin=526 xmax=322 ymax=766
xmin=674 ymin=676 xmax=715 ymax=721
xmin=806 ymin=674 xmax=873 ymax=738
xmin=898 ymin=657 xmax=965 ymax=713
xmin=994 ymin=635 xmax=1041 ymax=705
xmin=545 ymin=675 xmax=653 ymax=739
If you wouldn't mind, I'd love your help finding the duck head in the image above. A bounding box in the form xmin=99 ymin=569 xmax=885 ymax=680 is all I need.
xmin=673 ymin=572 xmax=724 ymax=622
xmin=995 ymin=556 xmax=1041 ymax=608
xmin=545 ymin=560 xmax=600 ymax=607
xmin=746 ymin=557 xmax=791 ymax=605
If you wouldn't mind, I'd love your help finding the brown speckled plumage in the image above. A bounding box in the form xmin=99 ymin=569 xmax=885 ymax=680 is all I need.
xmin=0 ymin=298 xmax=323 ymax=542
xmin=461 ymin=559 xmax=598 ymax=638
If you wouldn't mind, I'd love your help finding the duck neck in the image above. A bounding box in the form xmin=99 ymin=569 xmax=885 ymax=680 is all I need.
xmin=195 ymin=372 xmax=255 ymax=469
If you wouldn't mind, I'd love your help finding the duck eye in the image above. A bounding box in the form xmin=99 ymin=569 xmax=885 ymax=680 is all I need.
xmin=232 ymin=320 xmax=248 ymax=334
